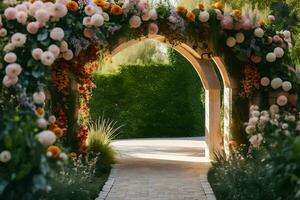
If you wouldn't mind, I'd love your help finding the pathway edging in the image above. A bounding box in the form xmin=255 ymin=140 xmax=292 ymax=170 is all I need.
xmin=200 ymin=175 xmax=216 ymax=200
xmin=95 ymin=164 xmax=118 ymax=200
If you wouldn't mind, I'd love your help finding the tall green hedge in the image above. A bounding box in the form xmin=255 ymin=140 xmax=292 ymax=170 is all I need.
xmin=89 ymin=53 xmax=205 ymax=138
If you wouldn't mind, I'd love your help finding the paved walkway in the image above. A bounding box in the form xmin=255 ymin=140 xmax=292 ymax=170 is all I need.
xmin=101 ymin=137 xmax=213 ymax=200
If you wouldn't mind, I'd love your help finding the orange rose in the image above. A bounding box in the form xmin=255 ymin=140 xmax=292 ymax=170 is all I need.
xmin=213 ymin=2 xmax=224 ymax=10
xmin=260 ymin=20 xmax=266 ymax=27
xmin=94 ymin=0 xmax=110 ymax=10
xmin=198 ymin=3 xmax=205 ymax=11
xmin=176 ymin=6 xmax=187 ymax=15
xmin=232 ymin=9 xmax=241 ymax=17
xmin=36 ymin=107 xmax=44 ymax=117
xmin=66 ymin=1 xmax=79 ymax=12
xmin=53 ymin=127 xmax=64 ymax=137
xmin=47 ymin=146 xmax=61 ymax=158
xmin=186 ymin=11 xmax=196 ymax=22
xmin=110 ymin=4 xmax=123 ymax=15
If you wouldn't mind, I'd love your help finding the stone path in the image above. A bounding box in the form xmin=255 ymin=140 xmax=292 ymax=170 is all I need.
xmin=97 ymin=137 xmax=215 ymax=200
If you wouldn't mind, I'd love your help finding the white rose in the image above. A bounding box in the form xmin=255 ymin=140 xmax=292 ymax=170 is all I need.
xmin=254 ymin=28 xmax=264 ymax=38
xmin=235 ymin=32 xmax=245 ymax=43
xmin=276 ymin=95 xmax=288 ymax=106
xmin=245 ymin=125 xmax=256 ymax=134
xmin=102 ymin=12 xmax=109 ymax=21
xmin=129 ymin=15 xmax=142 ymax=28
xmin=226 ymin=37 xmax=236 ymax=47
xmin=36 ymin=130 xmax=57 ymax=146
xmin=199 ymin=11 xmax=210 ymax=22
xmin=85 ymin=5 xmax=95 ymax=16
xmin=266 ymin=52 xmax=276 ymax=62
xmin=4 ymin=52 xmax=17 ymax=63
xmin=91 ymin=14 xmax=104 ymax=27
xmin=142 ymin=12 xmax=151 ymax=21
xmin=16 ymin=11 xmax=28 ymax=24
xmin=249 ymin=134 xmax=263 ymax=148
xmin=32 ymin=48 xmax=43 ymax=60
xmin=260 ymin=77 xmax=270 ymax=87
xmin=37 ymin=118 xmax=48 ymax=129
xmin=48 ymin=44 xmax=60 ymax=58
xmin=35 ymin=9 xmax=50 ymax=24
xmin=282 ymin=81 xmax=292 ymax=92
xmin=33 ymin=91 xmax=46 ymax=104
xmin=4 ymin=43 xmax=15 ymax=52
xmin=5 ymin=63 xmax=22 ymax=78
xmin=48 ymin=115 xmax=56 ymax=124
xmin=50 ymin=27 xmax=64 ymax=41
xmin=149 ymin=9 xmax=157 ymax=20
xmin=0 ymin=150 xmax=11 ymax=163
xmin=274 ymin=47 xmax=284 ymax=58
xmin=0 ymin=28 xmax=8 ymax=37
xmin=2 ymin=75 xmax=18 ymax=87
xmin=59 ymin=152 xmax=68 ymax=160
xmin=41 ymin=51 xmax=55 ymax=66
xmin=283 ymin=30 xmax=291 ymax=39
xmin=53 ymin=3 xmax=68 ymax=18
xmin=11 ymin=33 xmax=27 ymax=47
xmin=270 ymin=78 xmax=283 ymax=89
xmin=60 ymin=41 xmax=68 ymax=53
xmin=249 ymin=117 xmax=259 ymax=125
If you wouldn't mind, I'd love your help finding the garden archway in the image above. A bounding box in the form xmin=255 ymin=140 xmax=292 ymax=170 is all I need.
xmin=109 ymin=35 xmax=235 ymax=159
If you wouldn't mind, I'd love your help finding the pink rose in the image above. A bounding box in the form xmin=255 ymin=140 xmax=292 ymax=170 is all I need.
xmin=27 ymin=22 xmax=40 ymax=34
xmin=242 ymin=18 xmax=252 ymax=30
xmin=4 ymin=8 xmax=17 ymax=20
xmin=148 ymin=23 xmax=159 ymax=35
xmin=221 ymin=16 xmax=233 ymax=30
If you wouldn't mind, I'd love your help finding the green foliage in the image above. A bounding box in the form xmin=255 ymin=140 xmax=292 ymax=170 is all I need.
xmin=90 ymin=53 xmax=205 ymax=139
xmin=86 ymin=117 xmax=118 ymax=171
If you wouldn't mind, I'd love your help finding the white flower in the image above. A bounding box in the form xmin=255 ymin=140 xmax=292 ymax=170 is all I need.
xmin=254 ymin=28 xmax=264 ymax=38
xmin=16 ymin=11 xmax=28 ymax=24
xmin=129 ymin=16 xmax=142 ymax=28
xmin=260 ymin=77 xmax=270 ymax=87
xmin=5 ymin=63 xmax=22 ymax=78
xmin=285 ymin=115 xmax=296 ymax=122
xmin=2 ymin=75 xmax=18 ymax=87
xmin=277 ymin=95 xmax=288 ymax=106
xmin=245 ymin=125 xmax=256 ymax=134
xmin=48 ymin=44 xmax=60 ymax=58
xmin=266 ymin=52 xmax=276 ymax=62
xmin=36 ymin=130 xmax=57 ymax=146
xmin=282 ymin=123 xmax=289 ymax=129
xmin=260 ymin=115 xmax=270 ymax=124
xmin=226 ymin=37 xmax=236 ymax=47
xmin=250 ymin=105 xmax=259 ymax=111
xmin=102 ymin=12 xmax=109 ymax=21
xmin=249 ymin=134 xmax=263 ymax=148
xmin=63 ymin=50 xmax=74 ymax=61
xmin=270 ymin=104 xmax=280 ymax=114
xmin=50 ymin=27 xmax=64 ymax=41
xmin=142 ymin=12 xmax=151 ymax=21
xmin=4 ymin=43 xmax=15 ymax=52
xmin=37 ymin=118 xmax=48 ymax=129
xmin=60 ymin=41 xmax=68 ymax=53
xmin=91 ymin=14 xmax=104 ymax=27
xmin=235 ymin=32 xmax=245 ymax=43
xmin=32 ymin=48 xmax=43 ymax=60
xmin=48 ymin=115 xmax=56 ymax=124
xmin=282 ymin=81 xmax=292 ymax=92
xmin=11 ymin=33 xmax=27 ymax=47
xmin=296 ymin=125 xmax=300 ymax=131
xmin=41 ymin=51 xmax=55 ymax=66
xmin=59 ymin=152 xmax=68 ymax=160
xmin=168 ymin=16 xmax=177 ymax=23
xmin=149 ymin=9 xmax=157 ymax=20
xmin=83 ymin=17 xmax=92 ymax=27
xmin=53 ymin=3 xmax=68 ymax=18
xmin=260 ymin=110 xmax=270 ymax=117
xmin=0 ymin=150 xmax=11 ymax=163
xmin=271 ymin=78 xmax=283 ymax=89
xmin=46 ymin=151 xmax=53 ymax=157
xmin=29 ymin=1 xmax=44 ymax=16
xmin=85 ymin=5 xmax=95 ymax=16
xmin=268 ymin=15 xmax=275 ymax=22
xmin=35 ymin=9 xmax=50 ymax=24
xmin=4 ymin=52 xmax=17 ymax=63
xmin=274 ymin=47 xmax=284 ymax=58
xmin=56 ymin=0 xmax=68 ymax=5
xmin=199 ymin=11 xmax=210 ymax=22
xmin=33 ymin=91 xmax=46 ymax=104
xmin=0 ymin=28 xmax=8 ymax=37
xmin=283 ymin=30 xmax=291 ymax=39
xmin=251 ymin=110 xmax=260 ymax=118
xmin=249 ymin=117 xmax=259 ymax=126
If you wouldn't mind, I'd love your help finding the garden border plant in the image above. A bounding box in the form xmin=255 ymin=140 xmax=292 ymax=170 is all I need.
xmin=0 ymin=0 xmax=298 ymax=198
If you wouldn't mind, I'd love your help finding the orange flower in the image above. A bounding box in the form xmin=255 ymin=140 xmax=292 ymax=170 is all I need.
xmin=260 ymin=20 xmax=266 ymax=27
xmin=176 ymin=6 xmax=187 ymax=15
xmin=53 ymin=127 xmax=64 ymax=137
xmin=186 ymin=11 xmax=196 ymax=22
xmin=198 ymin=3 xmax=205 ymax=10
xmin=232 ymin=9 xmax=241 ymax=17
xmin=110 ymin=4 xmax=123 ymax=15
xmin=213 ymin=2 xmax=224 ymax=10
xmin=36 ymin=107 xmax=44 ymax=117
xmin=47 ymin=146 xmax=61 ymax=158
xmin=66 ymin=1 xmax=79 ymax=12
xmin=94 ymin=0 xmax=110 ymax=10
xmin=48 ymin=124 xmax=58 ymax=131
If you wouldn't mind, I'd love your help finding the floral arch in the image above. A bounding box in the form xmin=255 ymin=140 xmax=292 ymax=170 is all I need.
xmin=0 ymin=0 xmax=298 ymax=197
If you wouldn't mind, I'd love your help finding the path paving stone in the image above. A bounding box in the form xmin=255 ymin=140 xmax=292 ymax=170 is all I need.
xmin=100 ymin=137 xmax=215 ymax=200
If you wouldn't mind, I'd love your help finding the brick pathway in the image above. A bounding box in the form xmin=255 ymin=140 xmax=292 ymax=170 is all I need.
xmin=98 ymin=137 xmax=214 ymax=200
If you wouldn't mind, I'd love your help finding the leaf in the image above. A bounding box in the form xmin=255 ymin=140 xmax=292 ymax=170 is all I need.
xmin=0 ymin=179 xmax=8 ymax=195
xmin=33 ymin=175 xmax=47 ymax=193
xmin=27 ymin=58 xmax=37 ymax=68
xmin=37 ymin=29 xmax=49 ymax=41
xmin=40 ymin=39 xmax=51 ymax=47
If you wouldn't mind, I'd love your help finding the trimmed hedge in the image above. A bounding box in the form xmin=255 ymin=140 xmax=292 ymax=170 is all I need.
xmin=89 ymin=55 xmax=205 ymax=138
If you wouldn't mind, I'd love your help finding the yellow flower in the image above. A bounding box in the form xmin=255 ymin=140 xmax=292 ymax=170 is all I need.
xmin=69 ymin=152 xmax=77 ymax=159
xmin=47 ymin=146 xmax=61 ymax=158
xmin=53 ymin=127 xmax=64 ymax=138
xmin=198 ymin=3 xmax=205 ymax=11
xmin=213 ymin=2 xmax=224 ymax=10
xmin=176 ymin=6 xmax=187 ymax=15
xmin=110 ymin=4 xmax=123 ymax=15
xmin=186 ymin=11 xmax=196 ymax=22
xmin=232 ymin=9 xmax=241 ymax=17
xmin=36 ymin=107 xmax=44 ymax=117
xmin=66 ymin=1 xmax=79 ymax=12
